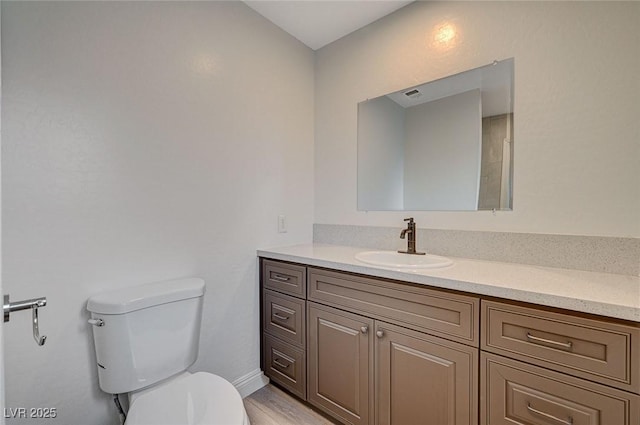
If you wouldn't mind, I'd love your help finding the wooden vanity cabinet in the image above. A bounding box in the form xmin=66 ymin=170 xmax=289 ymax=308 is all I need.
xmin=481 ymin=299 xmax=640 ymax=425
xmin=307 ymin=302 xmax=374 ymax=425
xmin=481 ymin=300 xmax=640 ymax=393
xmin=306 ymin=267 xmax=480 ymax=425
xmin=307 ymin=301 xmax=478 ymax=425
xmin=375 ymin=321 xmax=478 ymax=425
xmin=263 ymin=333 xmax=306 ymax=399
xmin=262 ymin=258 xmax=306 ymax=298
xmin=307 ymin=267 xmax=479 ymax=346
xmin=481 ymin=352 xmax=640 ymax=425
xmin=260 ymin=258 xmax=640 ymax=425
xmin=261 ymin=259 xmax=308 ymax=399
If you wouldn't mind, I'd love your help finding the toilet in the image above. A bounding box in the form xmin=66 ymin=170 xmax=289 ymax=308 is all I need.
xmin=87 ymin=278 xmax=250 ymax=425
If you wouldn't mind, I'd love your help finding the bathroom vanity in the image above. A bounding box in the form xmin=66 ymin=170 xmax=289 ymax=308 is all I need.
xmin=258 ymin=244 xmax=640 ymax=425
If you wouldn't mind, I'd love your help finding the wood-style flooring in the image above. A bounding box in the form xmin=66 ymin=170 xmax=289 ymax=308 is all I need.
xmin=244 ymin=384 xmax=338 ymax=425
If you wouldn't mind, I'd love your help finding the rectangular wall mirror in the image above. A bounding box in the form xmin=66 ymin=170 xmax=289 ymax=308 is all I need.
xmin=357 ymin=58 xmax=514 ymax=211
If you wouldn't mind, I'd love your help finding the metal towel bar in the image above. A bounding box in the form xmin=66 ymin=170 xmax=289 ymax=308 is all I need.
xmin=3 ymin=294 xmax=48 ymax=346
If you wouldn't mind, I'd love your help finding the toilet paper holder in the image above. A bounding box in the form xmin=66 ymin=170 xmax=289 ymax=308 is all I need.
xmin=3 ymin=294 xmax=48 ymax=346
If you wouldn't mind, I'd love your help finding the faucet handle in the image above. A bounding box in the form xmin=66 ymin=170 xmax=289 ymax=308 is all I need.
xmin=404 ymin=217 xmax=414 ymax=223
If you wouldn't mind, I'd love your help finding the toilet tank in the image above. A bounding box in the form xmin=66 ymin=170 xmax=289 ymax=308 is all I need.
xmin=87 ymin=278 xmax=205 ymax=394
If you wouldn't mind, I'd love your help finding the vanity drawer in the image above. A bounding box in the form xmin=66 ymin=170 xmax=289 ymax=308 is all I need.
xmin=263 ymin=289 xmax=305 ymax=348
xmin=263 ymin=334 xmax=306 ymax=400
xmin=308 ymin=267 xmax=479 ymax=346
xmin=262 ymin=259 xmax=306 ymax=298
xmin=481 ymin=352 xmax=640 ymax=425
xmin=482 ymin=300 xmax=640 ymax=393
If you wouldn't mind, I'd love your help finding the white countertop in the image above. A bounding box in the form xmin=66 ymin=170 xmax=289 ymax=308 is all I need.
xmin=258 ymin=243 xmax=640 ymax=323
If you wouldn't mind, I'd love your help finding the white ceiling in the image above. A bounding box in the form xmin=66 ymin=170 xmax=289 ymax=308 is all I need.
xmin=244 ymin=1 xmax=414 ymax=50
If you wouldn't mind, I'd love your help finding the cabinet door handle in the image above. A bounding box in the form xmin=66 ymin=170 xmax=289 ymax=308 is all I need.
xmin=376 ymin=330 xmax=384 ymax=338
xmin=273 ymin=358 xmax=290 ymax=369
xmin=273 ymin=312 xmax=289 ymax=321
xmin=526 ymin=332 xmax=572 ymax=349
xmin=271 ymin=274 xmax=290 ymax=282
xmin=360 ymin=326 xmax=368 ymax=334
xmin=527 ymin=403 xmax=573 ymax=425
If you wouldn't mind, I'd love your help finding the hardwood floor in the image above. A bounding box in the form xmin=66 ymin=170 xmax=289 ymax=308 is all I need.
xmin=244 ymin=384 xmax=338 ymax=425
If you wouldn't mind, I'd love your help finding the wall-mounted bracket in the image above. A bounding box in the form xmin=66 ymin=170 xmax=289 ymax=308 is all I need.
xmin=3 ymin=294 xmax=48 ymax=346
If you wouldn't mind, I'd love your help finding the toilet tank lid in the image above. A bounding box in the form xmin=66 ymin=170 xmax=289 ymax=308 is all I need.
xmin=87 ymin=278 xmax=205 ymax=315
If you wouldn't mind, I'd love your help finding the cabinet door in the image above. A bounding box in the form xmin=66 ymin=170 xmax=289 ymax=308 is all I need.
xmin=263 ymin=334 xmax=306 ymax=399
xmin=481 ymin=352 xmax=640 ymax=425
xmin=482 ymin=300 xmax=640 ymax=393
xmin=262 ymin=259 xmax=307 ymax=298
xmin=263 ymin=289 xmax=306 ymax=348
xmin=308 ymin=302 xmax=374 ymax=425
xmin=376 ymin=321 xmax=479 ymax=425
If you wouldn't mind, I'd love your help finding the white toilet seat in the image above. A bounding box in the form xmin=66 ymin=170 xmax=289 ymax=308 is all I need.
xmin=125 ymin=372 xmax=249 ymax=425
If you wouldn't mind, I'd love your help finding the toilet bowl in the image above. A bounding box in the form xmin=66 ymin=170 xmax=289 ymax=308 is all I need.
xmin=125 ymin=372 xmax=249 ymax=425
xmin=87 ymin=278 xmax=249 ymax=425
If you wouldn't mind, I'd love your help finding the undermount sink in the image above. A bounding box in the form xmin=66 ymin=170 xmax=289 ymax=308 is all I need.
xmin=355 ymin=250 xmax=453 ymax=269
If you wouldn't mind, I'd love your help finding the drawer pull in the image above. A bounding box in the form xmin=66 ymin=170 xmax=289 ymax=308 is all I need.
xmin=526 ymin=332 xmax=573 ymax=349
xmin=273 ymin=312 xmax=290 ymax=321
xmin=527 ymin=403 xmax=573 ymax=425
xmin=376 ymin=330 xmax=384 ymax=338
xmin=271 ymin=274 xmax=291 ymax=282
xmin=273 ymin=358 xmax=290 ymax=369
xmin=361 ymin=326 xmax=368 ymax=334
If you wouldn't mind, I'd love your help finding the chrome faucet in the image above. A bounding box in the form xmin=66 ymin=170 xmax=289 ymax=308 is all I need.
xmin=398 ymin=218 xmax=425 ymax=255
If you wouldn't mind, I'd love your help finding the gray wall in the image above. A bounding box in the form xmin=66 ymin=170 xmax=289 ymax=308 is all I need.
xmin=315 ymin=1 xmax=640 ymax=237
xmin=2 ymin=2 xmax=314 ymax=424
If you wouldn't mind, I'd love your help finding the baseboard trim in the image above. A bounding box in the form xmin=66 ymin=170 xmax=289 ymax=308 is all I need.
xmin=232 ymin=368 xmax=269 ymax=398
